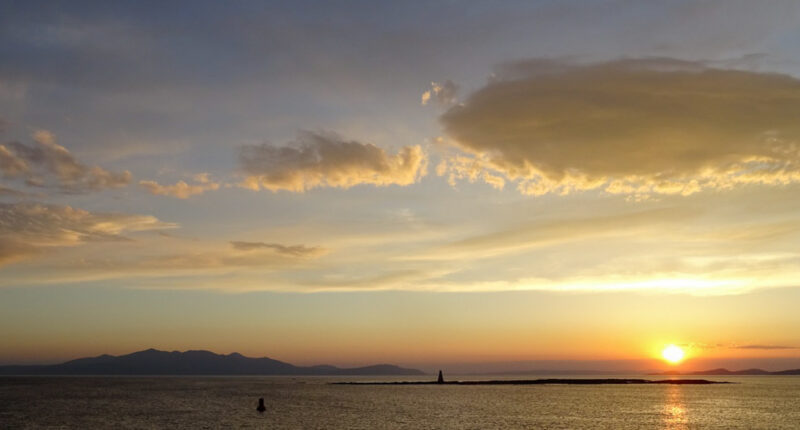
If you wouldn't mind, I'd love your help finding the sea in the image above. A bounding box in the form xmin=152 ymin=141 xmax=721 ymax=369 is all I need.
xmin=1 ymin=374 xmax=799 ymax=429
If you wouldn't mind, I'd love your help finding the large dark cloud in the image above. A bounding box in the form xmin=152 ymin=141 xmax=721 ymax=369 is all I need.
xmin=439 ymin=58 xmax=800 ymax=196
xmin=238 ymin=131 xmax=426 ymax=192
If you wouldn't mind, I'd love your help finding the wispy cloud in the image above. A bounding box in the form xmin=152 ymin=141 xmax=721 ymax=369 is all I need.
xmin=139 ymin=173 xmax=220 ymax=199
xmin=230 ymin=241 xmax=325 ymax=257
xmin=238 ymin=131 xmax=427 ymax=192
xmin=0 ymin=202 xmax=175 ymax=267
xmin=731 ymin=344 xmax=799 ymax=350
xmin=1 ymin=130 xmax=131 ymax=193
xmin=407 ymin=207 xmax=700 ymax=261
xmin=439 ymin=58 xmax=800 ymax=197
xmin=87 ymin=241 xmax=325 ymax=273
xmin=0 ymin=185 xmax=32 ymax=197
xmin=0 ymin=236 xmax=329 ymax=288
xmin=421 ymin=80 xmax=459 ymax=106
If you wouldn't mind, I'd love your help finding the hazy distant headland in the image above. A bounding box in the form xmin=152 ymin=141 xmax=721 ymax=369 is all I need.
xmin=0 ymin=349 xmax=424 ymax=376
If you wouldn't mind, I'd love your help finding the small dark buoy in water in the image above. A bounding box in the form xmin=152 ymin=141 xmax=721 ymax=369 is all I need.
xmin=257 ymin=397 xmax=266 ymax=413
xmin=437 ymin=370 xmax=444 ymax=384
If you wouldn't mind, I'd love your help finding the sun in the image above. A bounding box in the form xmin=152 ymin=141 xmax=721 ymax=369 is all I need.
xmin=662 ymin=344 xmax=685 ymax=364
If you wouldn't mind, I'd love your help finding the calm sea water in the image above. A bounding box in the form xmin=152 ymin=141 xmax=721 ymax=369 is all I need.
xmin=2 ymin=375 xmax=799 ymax=429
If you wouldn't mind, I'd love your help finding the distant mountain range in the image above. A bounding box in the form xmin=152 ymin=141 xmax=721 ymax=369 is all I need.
xmin=652 ymin=368 xmax=800 ymax=376
xmin=0 ymin=349 xmax=424 ymax=376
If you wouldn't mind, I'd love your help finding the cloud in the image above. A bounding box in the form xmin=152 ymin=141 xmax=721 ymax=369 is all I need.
xmin=139 ymin=173 xmax=221 ymax=199
xmin=230 ymin=241 xmax=325 ymax=257
xmin=436 ymin=155 xmax=506 ymax=190
xmin=0 ymin=185 xmax=30 ymax=197
xmin=692 ymin=343 xmax=800 ymax=351
xmin=1 ymin=130 xmax=131 ymax=192
xmin=0 ymin=202 xmax=175 ymax=266
xmin=0 ymin=239 xmax=38 ymax=266
xmin=731 ymin=344 xmax=799 ymax=350
xmin=406 ymin=207 xmax=699 ymax=262
xmin=296 ymin=268 xmax=444 ymax=291
xmin=421 ymin=80 xmax=459 ymax=106
xmin=0 ymin=144 xmax=29 ymax=177
xmin=439 ymin=58 xmax=800 ymax=197
xmin=91 ymin=243 xmax=324 ymax=273
xmin=0 ymin=235 xmax=330 ymax=287
xmin=238 ymin=131 xmax=427 ymax=192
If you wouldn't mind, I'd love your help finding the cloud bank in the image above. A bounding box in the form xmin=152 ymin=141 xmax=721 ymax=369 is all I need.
xmin=1 ymin=131 xmax=131 ymax=193
xmin=238 ymin=131 xmax=427 ymax=192
xmin=439 ymin=58 xmax=800 ymax=197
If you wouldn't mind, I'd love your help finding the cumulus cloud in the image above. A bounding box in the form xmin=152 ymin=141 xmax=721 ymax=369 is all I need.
xmin=421 ymin=80 xmax=459 ymax=106
xmin=238 ymin=131 xmax=427 ymax=192
xmin=439 ymin=58 xmax=800 ymax=197
xmin=0 ymin=130 xmax=131 ymax=192
xmin=230 ymin=241 xmax=325 ymax=257
xmin=0 ymin=202 xmax=175 ymax=266
xmin=139 ymin=173 xmax=221 ymax=199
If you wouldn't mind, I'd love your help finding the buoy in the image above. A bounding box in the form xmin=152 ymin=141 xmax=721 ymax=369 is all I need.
xmin=257 ymin=397 xmax=266 ymax=412
xmin=437 ymin=370 xmax=444 ymax=383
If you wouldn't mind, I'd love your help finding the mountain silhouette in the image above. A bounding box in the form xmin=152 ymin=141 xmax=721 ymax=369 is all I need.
xmin=0 ymin=348 xmax=424 ymax=376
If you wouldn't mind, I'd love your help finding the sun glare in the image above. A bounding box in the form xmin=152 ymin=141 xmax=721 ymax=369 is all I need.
xmin=662 ymin=345 xmax=685 ymax=364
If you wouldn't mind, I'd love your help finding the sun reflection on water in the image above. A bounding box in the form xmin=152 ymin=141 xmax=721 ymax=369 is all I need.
xmin=662 ymin=385 xmax=688 ymax=429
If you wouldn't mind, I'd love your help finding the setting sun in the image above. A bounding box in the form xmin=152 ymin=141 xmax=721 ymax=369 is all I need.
xmin=662 ymin=345 xmax=685 ymax=364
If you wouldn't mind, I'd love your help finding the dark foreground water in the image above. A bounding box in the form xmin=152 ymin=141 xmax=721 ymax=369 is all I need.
xmin=2 ymin=375 xmax=799 ymax=429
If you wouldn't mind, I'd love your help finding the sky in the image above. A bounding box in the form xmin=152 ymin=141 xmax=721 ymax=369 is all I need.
xmin=2 ymin=0 xmax=800 ymax=372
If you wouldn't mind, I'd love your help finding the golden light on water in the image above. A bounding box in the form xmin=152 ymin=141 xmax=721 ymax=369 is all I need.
xmin=662 ymin=345 xmax=685 ymax=364
xmin=662 ymin=385 xmax=688 ymax=429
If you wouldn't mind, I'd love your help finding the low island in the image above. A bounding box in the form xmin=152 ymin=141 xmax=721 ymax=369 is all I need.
xmin=334 ymin=378 xmax=728 ymax=385
xmin=334 ymin=371 xmax=729 ymax=385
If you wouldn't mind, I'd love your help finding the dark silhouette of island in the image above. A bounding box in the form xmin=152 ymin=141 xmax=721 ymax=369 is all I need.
xmin=0 ymin=348 xmax=424 ymax=376
xmin=334 ymin=370 xmax=727 ymax=385
xmin=652 ymin=368 xmax=800 ymax=376
xmin=335 ymin=378 xmax=728 ymax=385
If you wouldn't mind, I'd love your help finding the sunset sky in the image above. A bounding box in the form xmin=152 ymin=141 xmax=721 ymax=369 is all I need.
xmin=2 ymin=0 xmax=800 ymax=372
